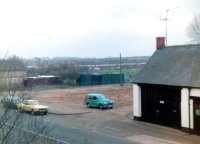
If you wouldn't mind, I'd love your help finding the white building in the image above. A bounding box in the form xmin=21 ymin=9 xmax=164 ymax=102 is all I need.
xmin=133 ymin=39 xmax=200 ymax=133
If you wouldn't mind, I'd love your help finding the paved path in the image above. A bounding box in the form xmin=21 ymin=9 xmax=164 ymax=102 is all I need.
xmin=47 ymin=105 xmax=200 ymax=144
xmin=95 ymin=119 xmax=200 ymax=144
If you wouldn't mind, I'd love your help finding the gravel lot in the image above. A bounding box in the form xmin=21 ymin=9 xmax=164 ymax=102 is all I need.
xmin=32 ymin=85 xmax=133 ymax=115
xmin=30 ymin=84 xmax=133 ymax=133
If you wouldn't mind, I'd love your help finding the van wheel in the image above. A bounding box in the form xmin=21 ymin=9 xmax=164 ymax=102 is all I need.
xmin=99 ymin=104 xmax=103 ymax=110
xmin=87 ymin=103 xmax=90 ymax=108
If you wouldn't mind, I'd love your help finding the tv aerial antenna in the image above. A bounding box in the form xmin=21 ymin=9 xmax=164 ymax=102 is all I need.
xmin=160 ymin=7 xmax=180 ymax=46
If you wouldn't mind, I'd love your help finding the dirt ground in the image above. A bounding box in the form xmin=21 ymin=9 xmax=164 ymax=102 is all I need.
xmin=32 ymin=85 xmax=133 ymax=113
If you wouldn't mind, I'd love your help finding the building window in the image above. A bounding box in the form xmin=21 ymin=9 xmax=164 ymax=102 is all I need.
xmin=11 ymin=78 xmax=19 ymax=84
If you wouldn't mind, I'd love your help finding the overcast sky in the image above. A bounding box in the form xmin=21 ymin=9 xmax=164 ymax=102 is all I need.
xmin=0 ymin=0 xmax=199 ymax=58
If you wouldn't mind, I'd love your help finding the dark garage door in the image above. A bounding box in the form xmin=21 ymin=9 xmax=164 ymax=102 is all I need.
xmin=141 ymin=85 xmax=181 ymax=128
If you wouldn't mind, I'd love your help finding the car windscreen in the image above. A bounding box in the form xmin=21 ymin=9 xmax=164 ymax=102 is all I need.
xmin=28 ymin=101 xmax=40 ymax=105
xmin=97 ymin=95 xmax=106 ymax=99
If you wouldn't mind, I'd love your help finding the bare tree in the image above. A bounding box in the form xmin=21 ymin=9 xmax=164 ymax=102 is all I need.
xmin=187 ymin=14 xmax=200 ymax=43
xmin=0 ymin=58 xmax=52 ymax=144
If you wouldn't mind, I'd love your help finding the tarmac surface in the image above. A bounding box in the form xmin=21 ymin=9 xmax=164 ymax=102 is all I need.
xmin=0 ymin=101 xmax=200 ymax=144
xmin=47 ymin=105 xmax=200 ymax=144
xmin=48 ymin=106 xmax=91 ymax=115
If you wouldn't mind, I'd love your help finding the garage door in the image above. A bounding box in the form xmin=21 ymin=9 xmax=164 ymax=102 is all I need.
xmin=141 ymin=85 xmax=181 ymax=128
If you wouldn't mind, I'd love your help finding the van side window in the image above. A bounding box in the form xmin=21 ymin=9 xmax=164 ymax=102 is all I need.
xmin=89 ymin=96 xmax=93 ymax=99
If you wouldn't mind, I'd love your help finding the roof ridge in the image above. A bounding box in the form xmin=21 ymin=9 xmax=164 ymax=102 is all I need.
xmin=165 ymin=44 xmax=200 ymax=48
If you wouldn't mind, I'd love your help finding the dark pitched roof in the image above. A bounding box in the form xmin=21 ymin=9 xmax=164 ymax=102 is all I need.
xmin=0 ymin=59 xmax=25 ymax=71
xmin=133 ymin=44 xmax=200 ymax=88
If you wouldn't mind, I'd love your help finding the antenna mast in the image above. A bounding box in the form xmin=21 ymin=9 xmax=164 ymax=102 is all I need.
xmin=165 ymin=9 xmax=169 ymax=46
xmin=161 ymin=7 xmax=180 ymax=46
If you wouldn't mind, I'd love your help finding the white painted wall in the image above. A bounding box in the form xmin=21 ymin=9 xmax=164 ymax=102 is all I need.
xmin=133 ymin=84 xmax=141 ymax=118
xmin=190 ymin=99 xmax=194 ymax=129
xmin=181 ymin=88 xmax=189 ymax=128
xmin=189 ymin=88 xmax=200 ymax=129
xmin=190 ymin=88 xmax=200 ymax=97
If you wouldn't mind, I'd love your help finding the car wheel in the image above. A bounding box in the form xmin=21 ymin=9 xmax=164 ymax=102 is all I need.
xmin=43 ymin=112 xmax=47 ymax=115
xmin=31 ymin=110 xmax=35 ymax=115
xmin=19 ymin=108 xmax=23 ymax=112
xmin=99 ymin=104 xmax=103 ymax=110
xmin=87 ymin=103 xmax=91 ymax=108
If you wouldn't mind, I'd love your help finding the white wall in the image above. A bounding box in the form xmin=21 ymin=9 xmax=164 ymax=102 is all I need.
xmin=190 ymin=99 xmax=194 ymax=129
xmin=133 ymin=84 xmax=141 ymax=118
xmin=181 ymin=88 xmax=189 ymax=128
xmin=190 ymin=89 xmax=200 ymax=97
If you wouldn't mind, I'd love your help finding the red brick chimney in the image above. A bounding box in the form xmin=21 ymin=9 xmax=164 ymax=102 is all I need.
xmin=156 ymin=37 xmax=165 ymax=49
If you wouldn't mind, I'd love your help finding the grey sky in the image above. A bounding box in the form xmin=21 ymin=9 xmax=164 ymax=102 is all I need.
xmin=0 ymin=0 xmax=199 ymax=58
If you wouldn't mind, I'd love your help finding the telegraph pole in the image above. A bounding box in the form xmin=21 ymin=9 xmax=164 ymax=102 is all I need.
xmin=38 ymin=58 xmax=41 ymax=75
xmin=119 ymin=53 xmax=123 ymax=86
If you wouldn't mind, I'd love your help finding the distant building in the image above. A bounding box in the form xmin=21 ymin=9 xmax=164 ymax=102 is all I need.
xmin=24 ymin=75 xmax=62 ymax=87
xmin=0 ymin=59 xmax=26 ymax=88
xmin=76 ymin=73 xmax=129 ymax=86
xmin=133 ymin=37 xmax=200 ymax=134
